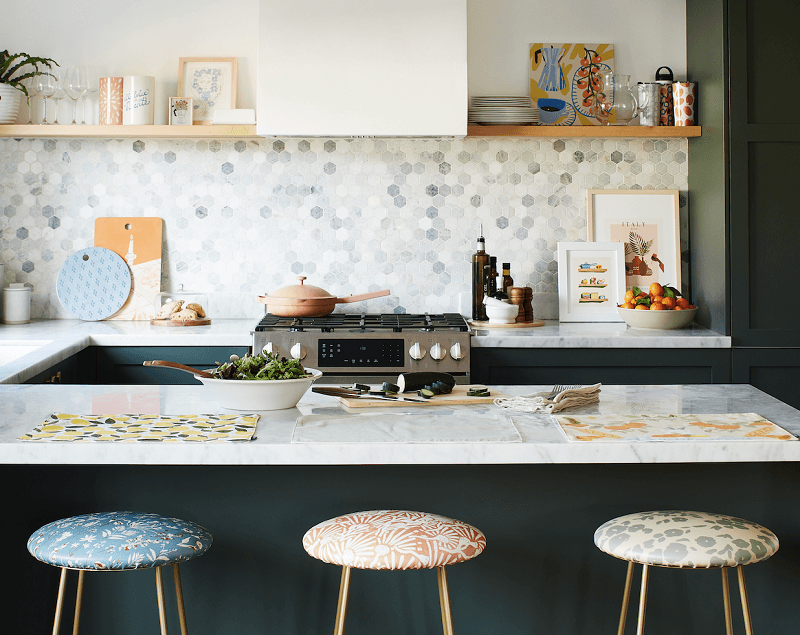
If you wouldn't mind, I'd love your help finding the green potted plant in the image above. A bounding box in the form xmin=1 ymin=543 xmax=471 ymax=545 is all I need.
xmin=0 ymin=50 xmax=59 ymax=124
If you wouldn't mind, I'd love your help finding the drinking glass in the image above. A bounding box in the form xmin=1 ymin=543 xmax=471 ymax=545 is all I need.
xmin=51 ymin=68 xmax=68 ymax=125
xmin=21 ymin=76 xmax=40 ymax=124
xmin=34 ymin=74 xmax=56 ymax=124
xmin=80 ymin=67 xmax=99 ymax=124
xmin=64 ymin=66 xmax=88 ymax=125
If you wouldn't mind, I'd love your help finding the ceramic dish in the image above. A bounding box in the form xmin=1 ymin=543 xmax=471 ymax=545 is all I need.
xmin=617 ymin=307 xmax=698 ymax=329
xmin=195 ymin=368 xmax=323 ymax=410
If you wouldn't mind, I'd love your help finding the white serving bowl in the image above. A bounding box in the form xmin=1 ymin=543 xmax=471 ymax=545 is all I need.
xmin=617 ymin=307 xmax=698 ymax=329
xmin=194 ymin=368 xmax=322 ymax=410
xmin=484 ymin=302 xmax=519 ymax=324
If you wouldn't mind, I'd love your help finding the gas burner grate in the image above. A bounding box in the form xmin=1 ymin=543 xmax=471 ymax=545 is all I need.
xmin=255 ymin=312 xmax=469 ymax=333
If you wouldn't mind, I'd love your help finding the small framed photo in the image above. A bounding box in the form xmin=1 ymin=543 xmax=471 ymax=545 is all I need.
xmin=587 ymin=189 xmax=681 ymax=292
xmin=168 ymin=97 xmax=193 ymax=125
xmin=557 ymin=241 xmax=626 ymax=322
xmin=177 ymin=57 xmax=238 ymax=124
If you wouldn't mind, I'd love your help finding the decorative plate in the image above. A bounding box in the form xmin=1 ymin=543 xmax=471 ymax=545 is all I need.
xmin=57 ymin=247 xmax=132 ymax=321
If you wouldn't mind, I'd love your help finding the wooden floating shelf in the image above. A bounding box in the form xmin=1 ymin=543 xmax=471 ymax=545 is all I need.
xmin=0 ymin=124 xmax=260 ymax=139
xmin=467 ymin=125 xmax=701 ymax=138
xmin=0 ymin=124 xmax=702 ymax=140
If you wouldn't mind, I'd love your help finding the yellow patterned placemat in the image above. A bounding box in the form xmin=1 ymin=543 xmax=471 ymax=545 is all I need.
xmin=556 ymin=413 xmax=797 ymax=442
xmin=19 ymin=414 xmax=260 ymax=442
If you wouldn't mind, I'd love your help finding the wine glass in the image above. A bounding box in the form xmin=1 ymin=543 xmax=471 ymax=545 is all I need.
xmin=64 ymin=66 xmax=88 ymax=125
xmin=80 ymin=66 xmax=99 ymax=124
xmin=21 ymin=76 xmax=40 ymax=124
xmin=51 ymin=68 xmax=68 ymax=125
xmin=34 ymin=73 xmax=56 ymax=124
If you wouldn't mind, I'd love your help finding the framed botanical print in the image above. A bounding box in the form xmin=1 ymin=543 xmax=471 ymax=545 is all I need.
xmin=177 ymin=57 xmax=238 ymax=124
xmin=168 ymin=97 xmax=192 ymax=125
xmin=587 ymin=190 xmax=681 ymax=292
xmin=557 ymin=241 xmax=625 ymax=322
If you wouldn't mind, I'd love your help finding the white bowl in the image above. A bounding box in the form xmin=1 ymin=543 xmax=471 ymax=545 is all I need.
xmin=194 ymin=368 xmax=322 ymax=410
xmin=484 ymin=303 xmax=519 ymax=324
xmin=617 ymin=307 xmax=698 ymax=329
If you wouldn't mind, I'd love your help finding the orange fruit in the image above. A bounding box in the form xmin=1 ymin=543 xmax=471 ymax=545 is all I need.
xmin=635 ymin=292 xmax=648 ymax=300
xmin=623 ymin=302 xmax=636 ymax=310
xmin=676 ymin=297 xmax=690 ymax=309
xmin=687 ymin=304 xmax=696 ymax=309
xmin=624 ymin=290 xmax=635 ymax=303
xmin=661 ymin=296 xmax=676 ymax=310
xmin=649 ymin=282 xmax=664 ymax=297
xmin=635 ymin=304 xmax=649 ymax=310
xmin=652 ymin=295 xmax=664 ymax=305
xmin=674 ymin=305 xmax=684 ymax=311
xmin=650 ymin=302 xmax=665 ymax=310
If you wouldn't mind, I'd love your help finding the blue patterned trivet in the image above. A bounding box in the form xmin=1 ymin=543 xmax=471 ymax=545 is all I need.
xmin=57 ymin=247 xmax=132 ymax=321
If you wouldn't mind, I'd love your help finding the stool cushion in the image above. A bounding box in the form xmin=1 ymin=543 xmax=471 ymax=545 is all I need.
xmin=27 ymin=511 xmax=213 ymax=570
xmin=303 ymin=510 xmax=486 ymax=570
xmin=594 ymin=510 xmax=778 ymax=569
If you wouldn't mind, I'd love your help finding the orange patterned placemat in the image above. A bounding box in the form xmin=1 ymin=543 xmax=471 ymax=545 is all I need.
xmin=556 ymin=413 xmax=797 ymax=442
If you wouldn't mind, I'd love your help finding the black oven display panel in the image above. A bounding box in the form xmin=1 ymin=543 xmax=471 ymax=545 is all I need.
xmin=318 ymin=339 xmax=405 ymax=367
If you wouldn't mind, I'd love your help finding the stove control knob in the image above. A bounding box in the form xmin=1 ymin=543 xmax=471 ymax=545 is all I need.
xmin=262 ymin=342 xmax=276 ymax=355
xmin=449 ymin=342 xmax=464 ymax=360
xmin=409 ymin=342 xmax=427 ymax=361
xmin=430 ymin=343 xmax=446 ymax=361
xmin=290 ymin=343 xmax=307 ymax=360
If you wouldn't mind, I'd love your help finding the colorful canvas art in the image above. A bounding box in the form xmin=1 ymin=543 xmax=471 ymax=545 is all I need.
xmin=530 ymin=43 xmax=615 ymax=126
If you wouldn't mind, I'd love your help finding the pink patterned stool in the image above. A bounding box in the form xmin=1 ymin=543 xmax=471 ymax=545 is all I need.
xmin=303 ymin=510 xmax=486 ymax=635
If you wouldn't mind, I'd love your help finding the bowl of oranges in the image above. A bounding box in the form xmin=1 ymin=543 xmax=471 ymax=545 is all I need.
xmin=617 ymin=283 xmax=698 ymax=329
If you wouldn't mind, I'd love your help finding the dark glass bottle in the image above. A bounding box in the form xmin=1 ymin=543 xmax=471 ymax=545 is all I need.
xmin=502 ymin=262 xmax=514 ymax=295
xmin=471 ymin=226 xmax=489 ymax=320
xmin=488 ymin=256 xmax=498 ymax=297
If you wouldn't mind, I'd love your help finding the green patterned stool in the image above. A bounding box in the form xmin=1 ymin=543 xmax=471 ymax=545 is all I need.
xmin=27 ymin=511 xmax=213 ymax=635
xmin=594 ymin=510 xmax=779 ymax=635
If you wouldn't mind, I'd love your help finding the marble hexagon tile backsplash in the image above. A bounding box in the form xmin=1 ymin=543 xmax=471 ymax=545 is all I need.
xmin=0 ymin=136 xmax=687 ymax=320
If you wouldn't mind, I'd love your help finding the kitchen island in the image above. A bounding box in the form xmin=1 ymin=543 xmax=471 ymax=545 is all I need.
xmin=2 ymin=382 xmax=798 ymax=635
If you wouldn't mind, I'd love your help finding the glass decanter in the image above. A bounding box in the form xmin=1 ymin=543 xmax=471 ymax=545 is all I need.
xmin=593 ymin=72 xmax=641 ymax=125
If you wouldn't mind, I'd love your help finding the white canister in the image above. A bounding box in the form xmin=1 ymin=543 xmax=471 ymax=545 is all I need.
xmin=3 ymin=283 xmax=32 ymax=324
xmin=637 ymin=83 xmax=661 ymax=127
xmin=122 ymin=76 xmax=155 ymax=125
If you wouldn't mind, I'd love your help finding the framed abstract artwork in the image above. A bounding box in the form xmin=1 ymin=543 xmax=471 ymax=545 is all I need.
xmin=557 ymin=241 xmax=625 ymax=322
xmin=587 ymin=190 xmax=681 ymax=292
xmin=177 ymin=57 xmax=238 ymax=124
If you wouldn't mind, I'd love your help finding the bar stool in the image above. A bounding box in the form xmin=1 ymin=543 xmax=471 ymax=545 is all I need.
xmin=27 ymin=511 xmax=213 ymax=635
xmin=594 ymin=510 xmax=779 ymax=635
xmin=303 ymin=509 xmax=486 ymax=635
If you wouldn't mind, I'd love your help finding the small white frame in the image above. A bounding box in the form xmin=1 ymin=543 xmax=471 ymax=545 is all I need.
xmin=557 ymin=241 xmax=626 ymax=322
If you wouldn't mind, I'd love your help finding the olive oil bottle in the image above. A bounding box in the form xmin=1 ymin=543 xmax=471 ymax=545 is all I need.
xmin=471 ymin=225 xmax=489 ymax=320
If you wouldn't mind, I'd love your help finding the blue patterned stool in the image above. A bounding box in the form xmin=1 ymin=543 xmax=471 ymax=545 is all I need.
xmin=27 ymin=511 xmax=212 ymax=635
xmin=594 ymin=510 xmax=779 ymax=635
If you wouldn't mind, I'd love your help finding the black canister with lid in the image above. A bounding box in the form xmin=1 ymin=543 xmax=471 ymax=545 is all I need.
xmin=655 ymin=66 xmax=675 ymax=126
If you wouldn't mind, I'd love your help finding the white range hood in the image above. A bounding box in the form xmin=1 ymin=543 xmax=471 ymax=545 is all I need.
xmin=257 ymin=0 xmax=467 ymax=137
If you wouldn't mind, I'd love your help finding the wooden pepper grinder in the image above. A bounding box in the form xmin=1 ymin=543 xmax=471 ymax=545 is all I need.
xmin=509 ymin=286 xmax=533 ymax=323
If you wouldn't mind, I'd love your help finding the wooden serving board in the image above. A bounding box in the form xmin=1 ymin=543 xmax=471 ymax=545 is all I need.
xmin=150 ymin=319 xmax=212 ymax=327
xmin=338 ymin=384 xmax=508 ymax=408
xmin=468 ymin=319 xmax=544 ymax=329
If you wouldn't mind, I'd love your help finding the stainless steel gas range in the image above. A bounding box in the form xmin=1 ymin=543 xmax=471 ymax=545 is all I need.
xmin=251 ymin=313 xmax=471 ymax=384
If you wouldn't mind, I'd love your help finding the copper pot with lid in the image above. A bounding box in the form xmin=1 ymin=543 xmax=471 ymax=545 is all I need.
xmin=257 ymin=276 xmax=391 ymax=317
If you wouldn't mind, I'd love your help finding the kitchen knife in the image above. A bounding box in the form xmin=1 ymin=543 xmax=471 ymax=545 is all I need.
xmin=312 ymin=387 xmax=426 ymax=403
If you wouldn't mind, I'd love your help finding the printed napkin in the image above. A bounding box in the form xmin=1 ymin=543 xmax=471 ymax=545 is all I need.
xmin=555 ymin=413 xmax=797 ymax=442
xmin=20 ymin=413 xmax=260 ymax=442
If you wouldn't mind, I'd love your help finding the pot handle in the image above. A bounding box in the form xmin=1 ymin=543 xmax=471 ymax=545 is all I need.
xmin=335 ymin=289 xmax=391 ymax=304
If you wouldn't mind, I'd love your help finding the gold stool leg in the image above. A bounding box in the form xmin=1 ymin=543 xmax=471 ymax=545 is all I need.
xmin=636 ymin=564 xmax=650 ymax=635
xmin=616 ymin=561 xmax=635 ymax=635
xmin=437 ymin=566 xmax=454 ymax=635
xmin=72 ymin=570 xmax=85 ymax=635
xmin=737 ymin=565 xmax=755 ymax=635
xmin=155 ymin=565 xmax=169 ymax=635
xmin=721 ymin=568 xmax=733 ymax=635
xmin=172 ymin=564 xmax=189 ymax=635
xmin=52 ymin=567 xmax=69 ymax=635
xmin=333 ymin=566 xmax=352 ymax=635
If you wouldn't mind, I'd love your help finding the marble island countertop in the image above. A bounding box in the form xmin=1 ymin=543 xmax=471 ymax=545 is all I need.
xmin=1 ymin=384 xmax=798 ymax=465
xmin=0 ymin=319 xmax=731 ymax=384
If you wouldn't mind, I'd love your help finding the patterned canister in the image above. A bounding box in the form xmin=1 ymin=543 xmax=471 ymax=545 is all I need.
xmin=637 ymin=83 xmax=661 ymax=127
xmin=655 ymin=66 xmax=675 ymax=126
xmin=122 ymin=76 xmax=155 ymax=125
xmin=99 ymin=77 xmax=123 ymax=125
xmin=673 ymin=82 xmax=697 ymax=126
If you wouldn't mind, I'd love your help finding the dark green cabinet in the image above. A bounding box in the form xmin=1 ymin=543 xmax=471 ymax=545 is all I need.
xmin=24 ymin=354 xmax=80 ymax=384
xmin=470 ymin=348 xmax=731 ymax=385
xmin=732 ymin=348 xmax=800 ymax=409
xmin=92 ymin=346 xmax=249 ymax=384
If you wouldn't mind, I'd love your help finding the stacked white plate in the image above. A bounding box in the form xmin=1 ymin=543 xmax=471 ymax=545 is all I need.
xmin=469 ymin=96 xmax=539 ymax=125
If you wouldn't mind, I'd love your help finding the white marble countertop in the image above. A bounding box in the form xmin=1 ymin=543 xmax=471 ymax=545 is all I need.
xmin=1 ymin=384 xmax=798 ymax=465
xmin=0 ymin=319 xmax=730 ymax=384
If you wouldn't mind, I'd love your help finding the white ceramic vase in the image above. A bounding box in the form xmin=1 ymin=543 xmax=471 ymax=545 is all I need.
xmin=0 ymin=84 xmax=22 ymax=124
